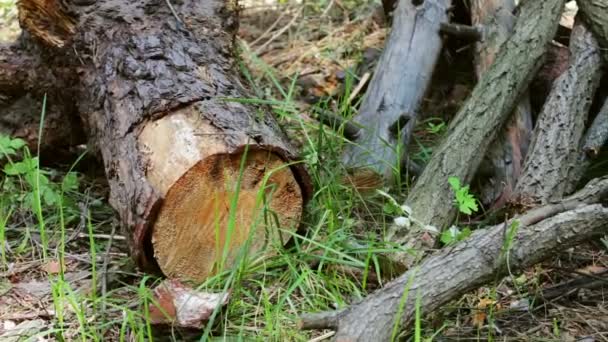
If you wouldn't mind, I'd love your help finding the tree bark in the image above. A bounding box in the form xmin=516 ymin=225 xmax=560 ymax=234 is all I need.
xmin=385 ymin=0 xmax=565 ymax=268
xmin=515 ymin=19 xmax=603 ymax=205
xmin=10 ymin=0 xmax=312 ymax=282
xmin=583 ymin=97 xmax=608 ymax=158
xmin=578 ymin=0 xmax=608 ymax=54
xmin=471 ymin=0 xmax=534 ymax=209
xmin=341 ymin=0 xmax=451 ymax=187
xmin=300 ymin=177 xmax=608 ymax=341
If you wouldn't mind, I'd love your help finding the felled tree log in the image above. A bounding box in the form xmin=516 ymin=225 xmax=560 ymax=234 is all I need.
xmin=300 ymin=177 xmax=608 ymax=341
xmin=12 ymin=0 xmax=312 ymax=282
xmin=341 ymin=0 xmax=451 ymax=187
xmin=386 ymin=0 xmax=565 ymax=268
xmin=515 ymin=20 xmax=603 ymax=205
xmin=471 ymin=0 xmax=534 ymax=208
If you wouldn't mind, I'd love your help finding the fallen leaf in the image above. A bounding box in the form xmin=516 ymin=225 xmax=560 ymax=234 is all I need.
xmin=472 ymin=298 xmax=496 ymax=329
xmin=149 ymin=279 xmax=230 ymax=329
xmin=43 ymin=260 xmax=61 ymax=275
xmin=577 ymin=265 xmax=607 ymax=275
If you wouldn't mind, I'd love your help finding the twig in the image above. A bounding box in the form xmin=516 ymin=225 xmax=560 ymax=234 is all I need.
xmin=440 ymin=23 xmax=484 ymax=41
xmin=76 ymin=232 xmax=126 ymax=241
xmin=347 ymin=72 xmax=371 ymax=104
xmin=250 ymin=10 xmax=290 ymax=47
xmin=311 ymin=108 xmax=361 ymax=140
xmin=165 ymin=0 xmax=184 ymax=26
xmin=255 ymin=7 xmax=303 ymax=55
xmin=100 ymin=224 xmax=117 ymax=312
xmin=321 ymin=0 xmax=335 ymax=17
xmin=308 ymin=331 xmax=336 ymax=342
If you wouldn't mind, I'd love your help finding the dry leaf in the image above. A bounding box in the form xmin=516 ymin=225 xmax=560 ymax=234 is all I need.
xmin=43 ymin=261 xmax=61 ymax=275
xmin=577 ymin=265 xmax=607 ymax=275
xmin=472 ymin=298 xmax=496 ymax=329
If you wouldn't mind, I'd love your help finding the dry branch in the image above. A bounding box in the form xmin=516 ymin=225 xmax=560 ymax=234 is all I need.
xmin=300 ymin=177 xmax=608 ymax=341
xmin=386 ymin=0 xmax=565 ymax=267
xmin=515 ymin=20 xmax=603 ymax=204
xmin=578 ymin=0 xmax=608 ymax=52
xmin=583 ymin=97 xmax=608 ymax=158
xmin=471 ymin=0 xmax=534 ymax=209
xmin=341 ymin=0 xmax=451 ymax=187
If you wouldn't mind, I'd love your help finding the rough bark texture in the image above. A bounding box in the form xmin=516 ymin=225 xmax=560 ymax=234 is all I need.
xmin=386 ymin=0 xmax=565 ymax=267
xmin=341 ymin=0 xmax=451 ymax=187
xmin=578 ymin=0 xmax=608 ymax=52
xmin=583 ymin=97 xmax=608 ymax=158
xmin=515 ymin=20 xmax=602 ymax=205
xmin=471 ymin=0 xmax=534 ymax=209
xmin=10 ymin=0 xmax=312 ymax=281
xmin=300 ymin=177 xmax=608 ymax=341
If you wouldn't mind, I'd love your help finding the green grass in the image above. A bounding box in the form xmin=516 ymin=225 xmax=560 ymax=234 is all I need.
xmin=0 ymin=50 xmax=426 ymax=341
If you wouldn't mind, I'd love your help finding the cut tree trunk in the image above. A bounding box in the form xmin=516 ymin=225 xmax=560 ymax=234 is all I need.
xmin=514 ymin=19 xmax=603 ymax=205
xmin=471 ymin=0 xmax=534 ymax=209
xmin=341 ymin=0 xmax=451 ymax=187
xmin=385 ymin=0 xmax=565 ymax=268
xmin=11 ymin=0 xmax=312 ymax=282
xmin=300 ymin=176 xmax=608 ymax=341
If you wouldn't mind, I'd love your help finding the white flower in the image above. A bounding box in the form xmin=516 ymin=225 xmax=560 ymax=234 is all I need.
xmin=393 ymin=216 xmax=411 ymax=229
xmin=423 ymin=224 xmax=439 ymax=234
xmin=446 ymin=225 xmax=460 ymax=237
xmin=400 ymin=204 xmax=412 ymax=216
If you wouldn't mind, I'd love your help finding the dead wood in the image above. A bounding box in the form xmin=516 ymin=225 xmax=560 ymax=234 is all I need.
xmin=471 ymin=0 xmax=534 ymax=209
xmin=8 ymin=0 xmax=312 ymax=281
xmin=341 ymin=0 xmax=451 ymax=187
xmin=578 ymin=0 xmax=608 ymax=53
xmin=515 ymin=19 xmax=603 ymax=205
xmin=439 ymin=23 xmax=483 ymax=41
xmin=583 ymin=97 xmax=608 ymax=158
xmin=300 ymin=177 xmax=608 ymax=341
xmin=385 ymin=0 xmax=565 ymax=268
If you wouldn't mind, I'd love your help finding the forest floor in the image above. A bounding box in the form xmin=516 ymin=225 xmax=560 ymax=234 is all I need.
xmin=0 ymin=0 xmax=607 ymax=341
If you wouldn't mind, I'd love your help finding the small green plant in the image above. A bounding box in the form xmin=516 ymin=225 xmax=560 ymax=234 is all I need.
xmin=0 ymin=134 xmax=79 ymax=213
xmin=426 ymin=121 xmax=446 ymax=135
xmin=440 ymin=225 xmax=472 ymax=245
xmin=448 ymin=176 xmax=478 ymax=215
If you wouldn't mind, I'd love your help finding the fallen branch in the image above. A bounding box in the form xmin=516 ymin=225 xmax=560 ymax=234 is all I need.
xmin=471 ymin=0 xmax=534 ymax=209
xmin=300 ymin=177 xmax=608 ymax=340
xmin=578 ymin=0 xmax=608 ymax=51
xmin=388 ymin=0 xmax=565 ymax=267
xmin=439 ymin=23 xmax=483 ymax=41
xmin=341 ymin=0 xmax=451 ymax=185
xmin=583 ymin=97 xmax=608 ymax=158
xmin=515 ymin=19 xmax=603 ymax=204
